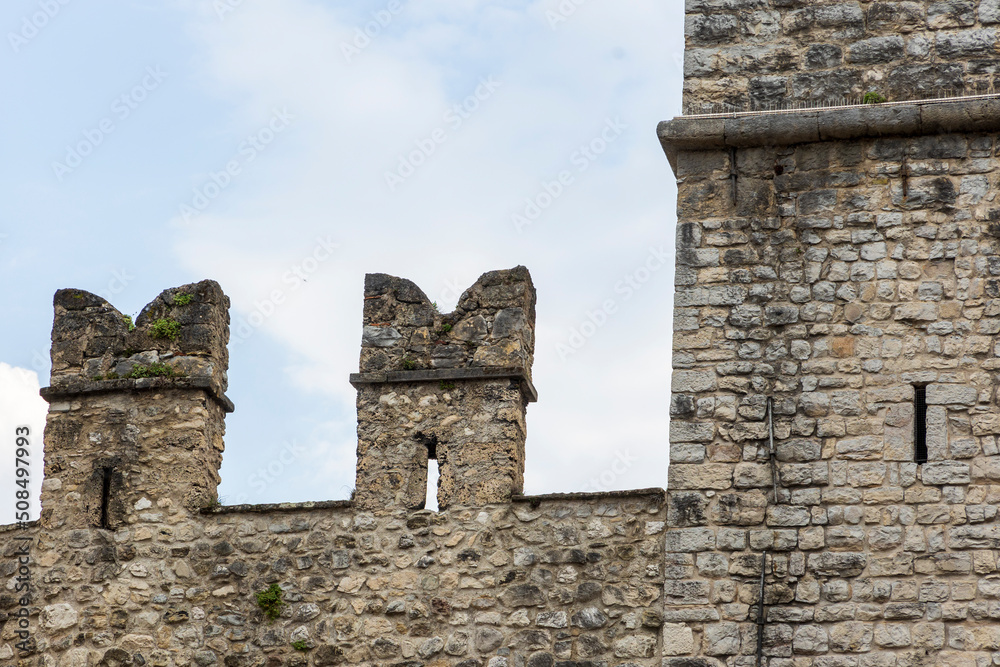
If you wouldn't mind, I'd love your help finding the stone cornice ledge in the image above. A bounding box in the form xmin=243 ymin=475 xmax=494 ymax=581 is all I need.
xmin=657 ymin=96 xmax=1000 ymax=174
xmin=41 ymin=376 xmax=235 ymax=413
xmin=350 ymin=367 xmax=538 ymax=403
xmin=512 ymin=488 xmax=666 ymax=503
xmin=201 ymin=499 xmax=353 ymax=515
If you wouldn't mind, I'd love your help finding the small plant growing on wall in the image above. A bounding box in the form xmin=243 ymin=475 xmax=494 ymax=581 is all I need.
xmin=401 ymin=357 xmax=417 ymax=370
xmin=291 ymin=641 xmax=310 ymax=651
xmin=122 ymin=314 xmax=136 ymax=331
xmin=128 ymin=363 xmax=179 ymax=379
xmin=862 ymin=91 xmax=886 ymax=104
xmin=149 ymin=318 xmax=181 ymax=341
xmin=255 ymin=583 xmax=285 ymax=621
xmin=173 ymin=292 xmax=193 ymax=306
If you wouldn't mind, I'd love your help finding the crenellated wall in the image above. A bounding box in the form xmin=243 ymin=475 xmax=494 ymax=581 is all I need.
xmin=1 ymin=269 xmax=668 ymax=667
xmin=15 ymin=3 xmax=1000 ymax=664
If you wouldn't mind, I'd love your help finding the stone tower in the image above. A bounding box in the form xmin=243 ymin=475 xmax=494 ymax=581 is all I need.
xmin=658 ymin=2 xmax=1000 ymax=667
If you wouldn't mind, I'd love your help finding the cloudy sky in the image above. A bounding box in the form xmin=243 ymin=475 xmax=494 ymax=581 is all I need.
xmin=0 ymin=0 xmax=684 ymax=522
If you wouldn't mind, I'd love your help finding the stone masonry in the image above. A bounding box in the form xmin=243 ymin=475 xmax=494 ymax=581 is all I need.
xmin=684 ymin=0 xmax=1000 ymax=113
xmin=352 ymin=268 xmax=537 ymax=511
xmin=1 ymin=271 xmax=666 ymax=667
xmin=656 ymin=4 xmax=1000 ymax=667
xmin=11 ymin=1 xmax=1000 ymax=665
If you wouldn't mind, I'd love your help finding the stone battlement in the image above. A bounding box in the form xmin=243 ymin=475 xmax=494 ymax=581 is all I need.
xmin=4 ymin=267 xmax=670 ymax=667
xmin=10 ymin=2 xmax=1000 ymax=664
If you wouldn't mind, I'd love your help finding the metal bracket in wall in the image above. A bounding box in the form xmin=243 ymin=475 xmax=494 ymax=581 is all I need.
xmin=767 ymin=398 xmax=779 ymax=503
xmin=729 ymin=146 xmax=738 ymax=206
xmin=900 ymin=154 xmax=909 ymax=199
xmin=755 ymin=550 xmax=768 ymax=667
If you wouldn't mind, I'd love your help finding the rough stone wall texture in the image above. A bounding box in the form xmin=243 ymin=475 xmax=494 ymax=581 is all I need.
xmin=354 ymin=379 xmax=530 ymax=512
xmin=663 ymin=101 xmax=1000 ymax=667
xmin=2 ymin=270 xmax=672 ymax=667
xmin=6 ymin=495 xmax=666 ymax=667
xmin=684 ymin=0 xmax=1000 ymax=113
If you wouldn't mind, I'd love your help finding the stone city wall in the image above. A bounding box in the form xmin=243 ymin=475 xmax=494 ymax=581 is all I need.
xmin=5 ymin=493 xmax=665 ymax=667
xmin=0 ymin=270 xmax=670 ymax=667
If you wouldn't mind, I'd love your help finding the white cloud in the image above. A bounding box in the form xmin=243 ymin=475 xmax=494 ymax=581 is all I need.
xmin=0 ymin=364 xmax=47 ymax=525
xmin=171 ymin=0 xmax=683 ymax=500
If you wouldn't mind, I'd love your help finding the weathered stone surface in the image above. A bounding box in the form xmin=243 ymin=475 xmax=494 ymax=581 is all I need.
xmin=921 ymin=461 xmax=971 ymax=485
xmin=663 ymin=623 xmax=695 ymax=655
xmin=794 ymin=625 xmax=829 ymax=654
xmin=663 ymin=8 xmax=1000 ymax=667
xmin=665 ymin=528 xmax=716 ymax=552
xmin=670 ymin=421 xmax=716 ymax=443
xmin=926 ymin=383 xmax=977 ymax=406
xmin=669 ymin=464 xmax=733 ymax=490
xmin=809 ymin=553 xmax=867 ymax=577
xmin=829 ymin=622 xmax=874 ymax=652
xmin=40 ymin=604 xmax=79 ymax=631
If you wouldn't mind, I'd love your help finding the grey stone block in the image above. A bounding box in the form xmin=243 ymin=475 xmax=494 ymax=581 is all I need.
xmin=926 ymin=383 xmax=977 ymax=406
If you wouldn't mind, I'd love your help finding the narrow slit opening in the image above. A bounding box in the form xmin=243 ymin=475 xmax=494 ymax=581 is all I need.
xmin=914 ymin=386 xmax=928 ymax=464
xmin=100 ymin=466 xmax=113 ymax=529
xmin=426 ymin=459 xmax=440 ymax=512
xmin=415 ymin=432 xmax=439 ymax=511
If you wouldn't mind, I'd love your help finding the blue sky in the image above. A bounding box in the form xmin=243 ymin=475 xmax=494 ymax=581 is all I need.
xmin=0 ymin=0 xmax=685 ymax=522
